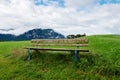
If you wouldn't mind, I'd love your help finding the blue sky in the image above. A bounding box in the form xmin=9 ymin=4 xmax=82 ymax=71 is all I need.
xmin=34 ymin=0 xmax=120 ymax=6
xmin=0 ymin=0 xmax=120 ymax=35
xmin=34 ymin=0 xmax=65 ymax=7
xmin=99 ymin=0 xmax=120 ymax=5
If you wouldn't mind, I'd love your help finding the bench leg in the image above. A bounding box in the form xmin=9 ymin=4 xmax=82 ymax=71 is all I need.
xmin=28 ymin=48 xmax=31 ymax=61
xmin=74 ymin=50 xmax=78 ymax=62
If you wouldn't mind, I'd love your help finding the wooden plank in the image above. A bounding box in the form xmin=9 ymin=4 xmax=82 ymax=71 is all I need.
xmin=24 ymin=47 xmax=89 ymax=52
xmin=31 ymin=38 xmax=88 ymax=44
xmin=31 ymin=44 xmax=88 ymax=47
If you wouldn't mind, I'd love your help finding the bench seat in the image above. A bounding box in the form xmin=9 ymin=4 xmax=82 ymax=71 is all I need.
xmin=25 ymin=47 xmax=89 ymax=52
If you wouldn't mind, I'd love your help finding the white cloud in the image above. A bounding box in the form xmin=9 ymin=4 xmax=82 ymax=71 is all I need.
xmin=64 ymin=0 xmax=97 ymax=8
xmin=0 ymin=0 xmax=120 ymax=36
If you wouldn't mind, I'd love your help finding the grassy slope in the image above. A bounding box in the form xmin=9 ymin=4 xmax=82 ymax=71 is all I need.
xmin=0 ymin=35 xmax=120 ymax=80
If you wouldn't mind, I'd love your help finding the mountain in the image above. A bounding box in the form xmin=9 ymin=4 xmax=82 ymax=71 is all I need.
xmin=0 ymin=29 xmax=65 ymax=41
xmin=0 ymin=34 xmax=15 ymax=41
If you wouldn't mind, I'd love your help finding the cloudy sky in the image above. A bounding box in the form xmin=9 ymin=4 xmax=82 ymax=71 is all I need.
xmin=0 ymin=0 xmax=120 ymax=36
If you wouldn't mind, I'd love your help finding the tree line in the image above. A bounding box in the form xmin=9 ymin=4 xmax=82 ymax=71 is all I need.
xmin=67 ymin=33 xmax=86 ymax=39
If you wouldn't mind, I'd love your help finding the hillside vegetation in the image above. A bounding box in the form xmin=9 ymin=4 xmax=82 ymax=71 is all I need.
xmin=0 ymin=35 xmax=120 ymax=80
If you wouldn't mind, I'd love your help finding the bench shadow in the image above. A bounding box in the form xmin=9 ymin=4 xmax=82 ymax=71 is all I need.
xmin=27 ymin=50 xmax=97 ymax=66
xmin=30 ymin=50 xmax=73 ymax=64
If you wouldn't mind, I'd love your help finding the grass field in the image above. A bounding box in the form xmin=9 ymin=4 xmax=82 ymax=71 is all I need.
xmin=0 ymin=35 xmax=120 ymax=80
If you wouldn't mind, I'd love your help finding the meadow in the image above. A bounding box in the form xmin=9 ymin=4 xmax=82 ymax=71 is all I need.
xmin=0 ymin=35 xmax=120 ymax=80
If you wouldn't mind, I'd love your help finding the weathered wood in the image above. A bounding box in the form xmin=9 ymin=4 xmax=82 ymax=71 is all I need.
xmin=31 ymin=38 xmax=88 ymax=44
xmin=31 ymin=44 xmax=88 ymax=47
xmin=25 ymin=38 xmax=89 ymax=51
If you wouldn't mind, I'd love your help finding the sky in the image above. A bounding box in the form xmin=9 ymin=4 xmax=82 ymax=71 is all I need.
xmin=0 ymin=0 xmax=120 ymax=36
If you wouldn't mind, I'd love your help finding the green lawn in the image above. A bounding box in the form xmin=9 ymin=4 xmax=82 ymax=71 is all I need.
xmin=0 ymin=35 xmax=120 ymax=80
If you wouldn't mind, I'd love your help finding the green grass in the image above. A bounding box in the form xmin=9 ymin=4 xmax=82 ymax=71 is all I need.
xmin=0 ymin=35 xmax=120 ymax=80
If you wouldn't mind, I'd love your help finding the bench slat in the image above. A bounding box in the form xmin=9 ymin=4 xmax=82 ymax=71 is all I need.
xmin=31 ymin=38 xmax=88 ymax=44
xmin=31 ymin=44 xmax=88 ymax=47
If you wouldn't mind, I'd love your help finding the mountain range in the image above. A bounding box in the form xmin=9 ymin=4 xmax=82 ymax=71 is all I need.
xmin=0 ymin=29 xmax=65 ymax=41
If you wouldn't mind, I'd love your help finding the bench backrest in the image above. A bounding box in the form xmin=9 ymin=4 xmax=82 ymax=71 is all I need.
xmin=31 ymin=38 xmax=88 ymax=47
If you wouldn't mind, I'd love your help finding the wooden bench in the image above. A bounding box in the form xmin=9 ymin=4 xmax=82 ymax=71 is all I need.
xmin=24 ymin=38 xmax=89 ymax=62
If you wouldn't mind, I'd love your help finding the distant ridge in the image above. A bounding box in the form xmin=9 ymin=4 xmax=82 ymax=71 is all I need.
xmin=0 ymin=28 xmax=14 ymax=31
xmin=0 ymin=28 xmax=65 ymax=41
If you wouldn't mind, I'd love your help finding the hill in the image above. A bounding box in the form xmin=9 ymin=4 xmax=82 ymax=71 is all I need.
xmin=0 ymin=28 xmax=65 ymax=41
xmin=0 ymin=34 xmax=120 ymax=80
